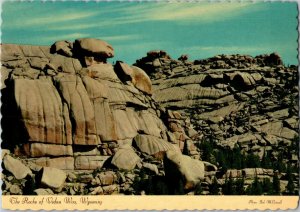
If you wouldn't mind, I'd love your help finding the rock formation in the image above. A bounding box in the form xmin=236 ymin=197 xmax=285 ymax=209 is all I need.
xmin=1 ymin=38 xmax=208 ymax=195
xmin=1 ymin=38 xmax=298 ymax=195
xmin=134 ymin=51 xmax=299 ymax=195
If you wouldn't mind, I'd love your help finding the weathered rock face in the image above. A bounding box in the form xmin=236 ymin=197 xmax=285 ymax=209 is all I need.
xmin=2 ymin=39 xmax=297 ymax=195
xmin=135 ymin=51 xmax=299 ymax=195
xmin=1 ymin=40 xmax=167 ymax=171
xmin=135 ymin=51 xmax=298 ymax=162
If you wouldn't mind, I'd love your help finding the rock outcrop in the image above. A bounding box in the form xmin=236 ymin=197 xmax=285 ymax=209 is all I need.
xmin=1 ymin=38 xmax=298 ymax=195
xmin=1 ymin=38 xmax=214 ymax=195
xmin=1 ymin=39 xmax=169 ymax=171
xmin=134 ymin=51 xmax=299 ymax=195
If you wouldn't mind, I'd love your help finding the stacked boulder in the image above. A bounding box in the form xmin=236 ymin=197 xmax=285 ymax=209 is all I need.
xmin=1 ymin=38 xmax=168 ymax=170
xmin=1 ymin=38 xmax=215 ymax=195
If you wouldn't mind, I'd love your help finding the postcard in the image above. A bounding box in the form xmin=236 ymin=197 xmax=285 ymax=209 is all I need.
xmin=1 ymin=0 xmax=299 ymax=210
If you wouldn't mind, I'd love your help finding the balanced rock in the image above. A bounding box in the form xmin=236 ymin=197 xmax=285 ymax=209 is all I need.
xmin=3 ymin=155 xmax=32 ymax=179
xmin=74 ymin=38 xmax=114 ymax=58
xmin=40 ymin=167 xmax=67 ymax=189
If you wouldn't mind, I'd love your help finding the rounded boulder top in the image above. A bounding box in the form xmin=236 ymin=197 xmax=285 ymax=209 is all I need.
xmin=74 ymin=38 xmax=114 ymax=58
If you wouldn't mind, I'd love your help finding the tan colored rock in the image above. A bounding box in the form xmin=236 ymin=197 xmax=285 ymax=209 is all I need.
xmin=267 ymin=108 xmax=289 ymax=119
xmin=3 ymin=155 xmax=32 ymax=179
xmin=164 ymin=150 xmax=205 ymax=190
xmin=111 ymin=145 xmax=141 ymax=170
xmin=97 ymin=171 xmax=116 ymax=185
xmin=34 ymin=188 xmax=54 ymax=195
xmin=115 ymin=62 xmax=152 ymax=95
xmin=82 ymin=76 xmax=117 ymax=141
xmin=133 ymin=134 xmax=180 ymax=158
xmin=226 ymin=169 xmax=242 ymax=178
xmin=48 ymin=55 xmax=81 ymax=74
xmin=73 ymin=146 xmax=101 ymax=156
xmin=137 ymin=110 xmax=166 ymax=138
xmin=51 ymin=40 xmax=73 ymax=57
xmin=90 ymin=186 xmax=104 ymax=195
xmin=19 ymin=45 xmax=50 ymax=58
xmin=27 ymin=143 xmax=73 ymax=157
xmin=9 ymin=184 xmax=22 ymax=194
xmin=55 ymin=74 xmax=99 ymax=145
xmin=32 ymin=157 xmax=74 ymax=170
xmin=74 ymin=156 xmax=110 ymax=170
xmin=231 ymin=72 xmax=255 ymax=88
xmin=83 ymin=63 xmax=120 ymax=81
xmin=40 ymin=167 xmax=67 ymax=189
xmin=14 ymin=78 xmax=71 ymax=145
xmin=260 ymin=121 xmax=297 ymax=140
xmin=102 ymin=184 xmax=119 ymax=194
xmin=112 ymin=109 xmax=138 ymax=140
xmin=74 ymin=38 xmax=114 ymax=58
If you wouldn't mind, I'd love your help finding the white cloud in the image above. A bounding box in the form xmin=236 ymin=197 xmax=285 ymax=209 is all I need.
xmin=48 ymin=23 xmax=100 ymax=31
xmin=38 ymin=33 xmax=90 ymax=43
xmin=10 ymin=11 xmax=98 ymax=28
xmin=102 ymin=2 xmax=264 ymax=25
xmin=43 ymin=2 xmax=263 ymax=31
xmin=24 ymin=11 xmax=96 ymax=25
xmin=99 ymin=35 xmax=140 ymax=41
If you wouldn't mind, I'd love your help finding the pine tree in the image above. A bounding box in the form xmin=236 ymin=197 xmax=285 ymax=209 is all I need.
xmin=262 ymin=178 xmax=273 ymax=195
xmin=241 ymin=152 xmax=246 ymax=169
xmin=272 ymin=171 xmax=280 ymax=195
xmin=232 ymin=145 xmax=242 ymax=169
xmin=194 ymin=183 xmax=203 ymax=195
xmin=199 ymin=138 xmax=214 ymax=163
xmin=222 ymin=176 xmax=229 ymax=194
xmin=251 ymin=176 xmax=263 ymax=195
xmin=274 ymin=153 xmax=286 ymax=173
xmin=286 ymin=164 xmax=295 ymax=195
xmin=216 ymin=150 xmax=228 ymax=171
xmin=222 ymin=173 xmax=235 ymax=195
xmin=209 ymin=177 xmax=219 ymax=195
xmin=235 ymin=177 xmax=245 ymax=195
xmin=246 ymin=152 xmax=261 ymax=168
xmin=261 ymin=150 xmax=272 ymax=169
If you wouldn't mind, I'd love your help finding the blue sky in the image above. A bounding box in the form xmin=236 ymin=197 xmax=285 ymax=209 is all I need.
xmin=1 ymin=1 xmax=298 ymax=65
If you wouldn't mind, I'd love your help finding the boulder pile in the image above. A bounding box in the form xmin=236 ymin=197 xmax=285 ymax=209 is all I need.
xmin=135 ymin=50 xmax=299 ymax=194
xmin=1 ymin=38 xmax=214 ymax=195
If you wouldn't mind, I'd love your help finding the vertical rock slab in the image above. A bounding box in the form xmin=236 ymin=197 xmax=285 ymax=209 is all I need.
xmin=82 ymin=76 xmax=117 ymax=141
xmin=14 ymin=78 xmax=70 ymax=145
xmin=112 ymin=109 xmax=138 ymax=140
xmin=55 ymin=74 xmax=99 ymax=145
